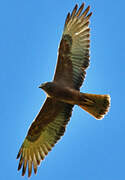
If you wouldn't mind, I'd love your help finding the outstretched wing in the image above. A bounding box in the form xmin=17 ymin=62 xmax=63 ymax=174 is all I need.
xmin=54 ymin=3 xmax=92 ymax=90
xmin=17 ymin=98 xmax=73 ymax=177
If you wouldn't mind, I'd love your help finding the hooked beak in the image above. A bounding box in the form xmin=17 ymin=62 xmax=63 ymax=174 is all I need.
xmin=38 ymin=83 xmax=44 ymax=89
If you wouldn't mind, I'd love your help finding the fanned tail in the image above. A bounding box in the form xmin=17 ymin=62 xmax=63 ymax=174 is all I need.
xmin=79 ymin=93 xmax=110 ymax=119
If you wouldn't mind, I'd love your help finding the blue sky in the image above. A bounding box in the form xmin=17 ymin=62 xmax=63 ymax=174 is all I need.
xmin=0 ymin=0 xmax=125 ymax=179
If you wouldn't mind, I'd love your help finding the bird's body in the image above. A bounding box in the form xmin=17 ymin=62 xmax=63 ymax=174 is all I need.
xmin=40 ymin=82 xmax=110 ymax=119
xmin=17 ymin=3 xmax=110 ymax=177
xmin=40 ymin=82 xmax=80 ymax=104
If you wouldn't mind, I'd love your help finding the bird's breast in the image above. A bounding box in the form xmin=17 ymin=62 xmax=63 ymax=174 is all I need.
xmin=45 ymin=82 xmax=80 ymax=105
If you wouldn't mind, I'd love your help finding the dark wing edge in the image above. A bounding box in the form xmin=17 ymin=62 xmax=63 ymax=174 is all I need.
xmin=17 ymin=98 xmax=73 ymax=177
xmin=54 ymin=3 xmax=92 ymax=90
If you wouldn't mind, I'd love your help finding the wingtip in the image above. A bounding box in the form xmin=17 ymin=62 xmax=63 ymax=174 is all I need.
xmin=81 ymin=5 xmax=91 ymax=18
xmin=71 ymin=4 xmax=78 ymax=17
xmin=22 ymin=163 xmax=27 ymax=177
xmin=80 ymin=2 xmax=85 ymax=10
xmin=16 ymin=154 xmax=20 ymax=159
xmin=75 ymin=3 xmax=78 ymax=9
xmin=64 ymin=12 xmax=71 ymax=27
xmin=87 ymin=12 xmax=93 ymax=18
xmin=87 ymin=5 xmax=91 ymax=11
xmin=18 ymin=162 xmax=22 ymax=171
xmin=16 ymin=149 xmax=22 ymax=159
xmin=22 ymin=171 xmax=25 ymax=177
xmin=18 ymin=166 xmax=21 ymax=171
xmin=81 ymin=2 xmax=85 ymax=7
xmin=34 ymin=168 xmax=37 ymax=175
xmin=28 ymin=161 xmax=32 ymax=178
xmin=28 ymin=174 xmax=31 ymax=178
xmin=76 ymin=3 xmax=85 ymax=17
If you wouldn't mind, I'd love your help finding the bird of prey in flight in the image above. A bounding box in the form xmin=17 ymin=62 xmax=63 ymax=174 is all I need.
xmin=17 ymin=3 xmax=110 ymax=177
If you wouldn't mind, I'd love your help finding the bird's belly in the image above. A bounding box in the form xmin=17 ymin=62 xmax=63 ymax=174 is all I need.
xmin=47 ymin=85 xmax=80 ymax=105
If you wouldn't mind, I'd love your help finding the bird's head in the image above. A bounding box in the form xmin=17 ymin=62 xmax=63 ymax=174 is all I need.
xmin=39 ymin=82 xmax=47 ymax=90
xmin=39 ymin=82 xmax=54 ymax=94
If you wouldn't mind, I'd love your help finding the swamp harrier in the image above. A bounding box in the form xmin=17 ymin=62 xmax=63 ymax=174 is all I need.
xmin=17 ymin=3 xmax=110 ymax=177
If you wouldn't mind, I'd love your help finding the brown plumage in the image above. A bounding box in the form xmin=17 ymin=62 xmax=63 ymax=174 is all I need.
xmin=17 ymin=3 xmax=110 ymax=177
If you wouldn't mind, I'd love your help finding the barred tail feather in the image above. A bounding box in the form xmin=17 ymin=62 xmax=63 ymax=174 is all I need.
xmin=79 ymin=93 xmax=110 ymax=119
